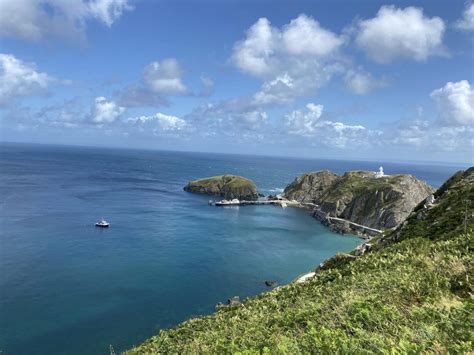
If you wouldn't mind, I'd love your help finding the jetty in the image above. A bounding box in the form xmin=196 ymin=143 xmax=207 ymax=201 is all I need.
xmin=210 ymin=199 xmax=300 ymax=208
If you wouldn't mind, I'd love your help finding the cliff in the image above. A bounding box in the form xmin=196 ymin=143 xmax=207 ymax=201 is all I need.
xmin=127 ymin=168 xmax=473 ymax=354
xmin=283 ymin=170 xmax=338 ymax=203
xmin=184 ymin=174 xmax=259 ymax=200
xmin=284 ymin=170 xmax=434 ymax=235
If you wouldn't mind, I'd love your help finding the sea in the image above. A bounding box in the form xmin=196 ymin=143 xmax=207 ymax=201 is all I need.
xmin=0 ymin=143 xmax=467 ymax=354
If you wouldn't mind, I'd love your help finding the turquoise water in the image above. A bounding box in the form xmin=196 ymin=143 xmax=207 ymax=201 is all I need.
xmin=0 ymin=143 xmax=465 ymax=354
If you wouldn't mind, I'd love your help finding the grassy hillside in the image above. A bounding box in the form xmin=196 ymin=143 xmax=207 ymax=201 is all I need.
xmin=128 ymin=169 xmax=473 ymax=354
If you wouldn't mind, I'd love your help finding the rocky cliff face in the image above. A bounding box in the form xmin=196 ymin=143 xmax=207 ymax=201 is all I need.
xmin=284 ymin=170 xmax=435 ymax=235
xmin=283 ymin=170 xmax=338 ymax=203
xmin=184 ymin=175 xmax=259 ymax=200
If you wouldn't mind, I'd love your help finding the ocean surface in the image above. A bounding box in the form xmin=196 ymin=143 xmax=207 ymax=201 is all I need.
xmin=0 ymin=143 xmax=466 ymax=354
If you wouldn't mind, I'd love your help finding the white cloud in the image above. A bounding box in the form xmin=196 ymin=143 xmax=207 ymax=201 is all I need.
xmin=127 ymin=112 xmax=187 ymax=131
xmin=92 ymin=96 xmax=125 ymax=124
xmin=0 ymin=0 xmax=132 ymax=43
xmin=344 ymin=69 xmax=386 ymax=95
xmin=0 ymin=53 xmax=54 ymax=106
xmin=252 ymin=63 xmax=342 ymax=105
xmin=455 ymin=2 xmax=474 ymax=31
xmin=285 ymin=103 xmax=369 ymax=148
xmin=229 ymin=13 xmax=389 ymax=107
xmin=118 ymin=59 xmax=189 ymax=108
xmin=143 ymin=59 xmax=188 ymax=95
xmin=383 ymin=118 xmax=474 ymax=154
xmin=88 ymin=0 xmax=132 ymax=27
xmin=286 ymin=103 xmax=324 ymax=136
xmin=236 ymin=110 xmax=267 ymax=129
xmin=232 ymin=18 xmax=278 ymax=77
xmin=282 ymin=14 xmax=344 ymax=57
xmin=355 ymin=6 xmax=446 ymax=63
xmin=232 ymin=15 xmax=344 ymax=78
xmin=430 ymin=80 xmax=474 ymax=126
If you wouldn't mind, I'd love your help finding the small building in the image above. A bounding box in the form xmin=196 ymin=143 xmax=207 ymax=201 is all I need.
xmin=374 ymin=166 xmax=385 ymax=178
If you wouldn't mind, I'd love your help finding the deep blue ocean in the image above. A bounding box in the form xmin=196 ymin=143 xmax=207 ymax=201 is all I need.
xmin=0 ymin=143 xmax=466 ymax=354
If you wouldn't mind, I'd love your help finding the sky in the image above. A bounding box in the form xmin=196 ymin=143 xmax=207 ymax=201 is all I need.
xmin=0 ymin=0 xmax=473 ymax=164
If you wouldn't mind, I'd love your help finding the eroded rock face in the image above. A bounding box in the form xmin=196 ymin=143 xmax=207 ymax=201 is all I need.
xmin=184 ymin=174 xmax=259 ymax=200
xmin=284 ymin=170 xmax=435 ymax=233
xmin=283 ymin=170 xmax=338 ymax=203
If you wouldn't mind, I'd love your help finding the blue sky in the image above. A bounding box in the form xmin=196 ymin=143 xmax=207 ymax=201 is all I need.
xmin=0 ymin=0 xmax=473 ymax=164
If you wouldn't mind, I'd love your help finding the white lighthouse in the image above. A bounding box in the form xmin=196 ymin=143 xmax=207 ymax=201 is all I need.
xmin=375 ymin=166 xmax=385 ymax=178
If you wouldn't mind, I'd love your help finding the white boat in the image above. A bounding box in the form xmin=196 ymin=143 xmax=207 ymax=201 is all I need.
xmin=95 ymin=219 xmax=110 ymax=228
xmin=215 ymin=198 xmax=240 ymax=206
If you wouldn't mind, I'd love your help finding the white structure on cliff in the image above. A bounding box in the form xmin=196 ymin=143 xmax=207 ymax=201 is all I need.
xmin=374 ymin=166 xmax=385 ymax=178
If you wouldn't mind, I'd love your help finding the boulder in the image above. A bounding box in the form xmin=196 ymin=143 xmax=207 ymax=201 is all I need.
xmin=264 ymin=280 xmax=278 ymax=287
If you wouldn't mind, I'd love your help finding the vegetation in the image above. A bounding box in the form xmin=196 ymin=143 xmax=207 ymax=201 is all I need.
xmin=129 ymin=169 xmax=473 ymax=354
xmin=325 ymin=172 xmax=406 ymax=199
xmin=184 ymin=174 xmax=258 ymax=200
xmin=185 ymin=175 xmax=253 ymax=190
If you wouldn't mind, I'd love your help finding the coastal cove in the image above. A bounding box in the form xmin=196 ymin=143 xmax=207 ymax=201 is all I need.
xmin=0 ymin=143 xmax=466 ymax=354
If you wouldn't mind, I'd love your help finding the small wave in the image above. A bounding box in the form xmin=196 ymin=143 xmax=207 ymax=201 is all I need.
xmin=267 ymin=188 xmax=284 ymax=193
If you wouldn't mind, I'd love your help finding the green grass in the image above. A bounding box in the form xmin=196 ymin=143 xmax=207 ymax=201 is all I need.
xmin=324 ymin=172 xmax=406 ymax=201
xmin=127 ymin=169 xmax=473 ymax=354
xmin=186 ymin=175 xmax=256 ymax=190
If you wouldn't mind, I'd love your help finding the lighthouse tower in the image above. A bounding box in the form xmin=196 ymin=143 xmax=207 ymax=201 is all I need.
xmin=375 ymin=166 xmax=385 ymax=178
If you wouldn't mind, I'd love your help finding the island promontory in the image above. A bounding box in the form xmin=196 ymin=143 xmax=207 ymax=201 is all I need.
xmin=184 ymin=174 xmax=259 ymax=200
xmin=284 ymin=170 xmax=435 ymax=235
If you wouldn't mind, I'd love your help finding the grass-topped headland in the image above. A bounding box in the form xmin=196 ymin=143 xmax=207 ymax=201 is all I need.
xmin=284 ymin=170 xmax=434 ymax=235
xmin=128 ymin=168 xmax=473 ymax=353
xmin=184 ymin=174 xmax=259 ymax=200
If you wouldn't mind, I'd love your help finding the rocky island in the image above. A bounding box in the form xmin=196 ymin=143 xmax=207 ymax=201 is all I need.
xmin=184 ymin=174 xmax=259 ymax=200
xmin=284 ymin=169 xmax=434 ymax=236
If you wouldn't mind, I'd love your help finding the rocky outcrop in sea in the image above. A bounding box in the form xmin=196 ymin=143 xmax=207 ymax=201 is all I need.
xmin=284 ymin=170 xmax=435 ymax=237
xmin=184 ymin=174 xmax=259 ymax=200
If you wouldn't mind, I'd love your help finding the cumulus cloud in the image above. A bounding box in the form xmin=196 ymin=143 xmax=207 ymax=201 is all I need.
xmin=186 ymin=99 xmax=269 ymax=136
xmin=235 ymin=110 xmax=268 ymax=129
xmin=232 ymin=15 xmax=344 ymax=78
xmin=430 ymin=80 xmax=474 ymax=126
xmin=286 ymin=103 xmax=324 ymax=136
xmin=281 ymin=15 xmax=344 ymax=57
xmin=252 ymin=63 xmax=343 ymax=106
xmin=285 ymin=103 xmax=369 ymax=148
xmin=231 ymin=14 xmax=385 ymax=105
xmin=88 ymin=0 xmax=132 ymax=27
xmin=0 ymin=53 xmax=55 ymax=106
xmin=91 ymin=96 xmax=125 ymax=124
xmin=344 ymin=69 xmax=387 ymax=95
xmin=0 ymin=0 xmax=132 ymax=43
xmin=355 ymin=5 xmax=446 ymax=63
xmin=383 ymin=118 xmax=473 ymax=154
xmin=455 ymin=2 xmax=474 ymax=31
xmin=230 ymin=15 xmax=346 ymax=105
xmin=118 ymin=59 xmax=189 ymax=108
xmin=143 ymin=59 xmax=188 ymax=95
xmin=232 ymin=18 xmax=278 ymax=77
xmin=127 ymin=112 xmax=187 ymax=132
